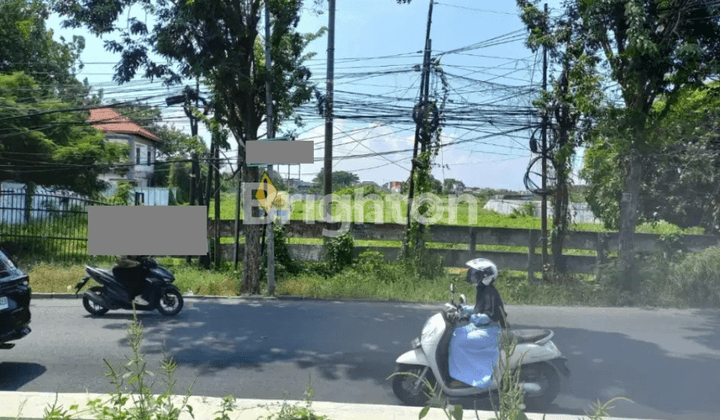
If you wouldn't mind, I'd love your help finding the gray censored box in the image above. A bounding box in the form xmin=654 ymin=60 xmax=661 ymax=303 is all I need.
xmin=88 ymin=206 xmax=208 ymax=255
xmin=246 ymin=140 xmax=314 ymax=164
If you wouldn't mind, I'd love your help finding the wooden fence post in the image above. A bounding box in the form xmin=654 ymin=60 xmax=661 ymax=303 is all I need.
xmin=528 ymin=229 xmax=537 ymax=281
xmin=468 ymin=228 xmax=476 ymax=262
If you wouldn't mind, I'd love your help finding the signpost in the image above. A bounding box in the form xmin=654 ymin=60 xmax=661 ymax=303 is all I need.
xmin=249 ymin=137 xmax=303 ymax=295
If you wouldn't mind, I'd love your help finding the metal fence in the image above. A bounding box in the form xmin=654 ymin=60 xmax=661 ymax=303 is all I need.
xmin=0 ymin=187 xmax=115 ymax=265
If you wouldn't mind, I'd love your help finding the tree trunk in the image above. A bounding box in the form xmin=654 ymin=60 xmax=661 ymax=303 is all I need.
xmin=242 ymin=164 xmax=261 ymax=294
xmin=551 ymin=172 xmax=569 ymax=274
xmin=618 ymin=155 xmax=643 ymax=291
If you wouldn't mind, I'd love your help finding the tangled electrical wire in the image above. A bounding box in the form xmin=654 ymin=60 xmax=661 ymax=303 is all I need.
xmin=524 ymin=122 xmax=559 ymax=196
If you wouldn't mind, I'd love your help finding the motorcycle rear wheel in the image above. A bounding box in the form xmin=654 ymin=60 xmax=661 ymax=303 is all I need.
xmin=82 ymin=286 xmax=110 ymax=316
xmin=392 ymin=364 xmax=436 ymax=406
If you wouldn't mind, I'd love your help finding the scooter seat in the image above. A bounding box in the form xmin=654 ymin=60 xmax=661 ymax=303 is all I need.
xmin=507 ymin=329 xmax=552 ymax=344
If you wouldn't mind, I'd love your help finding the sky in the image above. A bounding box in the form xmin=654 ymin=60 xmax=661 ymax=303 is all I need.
xmin=46 ymin=0 xmax=585 ymax=191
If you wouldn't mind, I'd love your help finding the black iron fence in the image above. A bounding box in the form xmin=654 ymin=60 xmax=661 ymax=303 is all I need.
xmin=0 ymin=187 xmax=115 ymax=265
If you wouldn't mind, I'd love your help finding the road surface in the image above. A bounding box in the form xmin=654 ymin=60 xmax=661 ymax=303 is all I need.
xmin=1 ymin=299 xmax=719 ymax=420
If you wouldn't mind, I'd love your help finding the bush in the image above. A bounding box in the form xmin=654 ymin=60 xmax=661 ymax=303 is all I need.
xmin=668 ymin=246 xmax=720 ymax=307
xmin=324 ymin=233 xmax=355 ymax=274
xmin=261 ymin=224 xmax=301 ymax=283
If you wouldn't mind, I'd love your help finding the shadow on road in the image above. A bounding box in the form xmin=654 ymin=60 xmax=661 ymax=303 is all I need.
xmin=101 ymin=301 xmax=720 ymax=419
xmin=0 ymin=362 xmax=46 ymax=391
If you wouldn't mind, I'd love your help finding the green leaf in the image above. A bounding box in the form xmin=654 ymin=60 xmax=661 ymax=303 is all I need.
xmin=514 ymin=412 xmax=529 ymax=420
xmin=419 ymin=406 xmax=430 ymax=419
xmin=452 ymin=404 xmax=463 ymax=420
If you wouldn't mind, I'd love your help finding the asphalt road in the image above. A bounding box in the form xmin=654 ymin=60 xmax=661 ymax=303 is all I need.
xmin=1 ymin=299 xmax=719 ymax=420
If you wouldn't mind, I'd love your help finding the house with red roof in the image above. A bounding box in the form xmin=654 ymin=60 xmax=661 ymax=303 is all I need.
xmin=88 ymin=108 xmax=161 ymax=189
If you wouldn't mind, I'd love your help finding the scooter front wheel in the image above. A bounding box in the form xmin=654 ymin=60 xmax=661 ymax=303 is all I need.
xmin=392 ymin=364 xmax=436 ymax=406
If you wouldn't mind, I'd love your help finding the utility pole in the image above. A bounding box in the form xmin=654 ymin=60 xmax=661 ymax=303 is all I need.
xmin=265 ymin=1 xmax=276 ymax=295
xmin=404 ymin=0 xmax=433 ymax=254
xmin=323 ymin=0 xmax=336 ymax=224
xmin=540 ymin=2 xmax=549 ymax=278
xmin=214 ymin=142 xmax=221 ymax=269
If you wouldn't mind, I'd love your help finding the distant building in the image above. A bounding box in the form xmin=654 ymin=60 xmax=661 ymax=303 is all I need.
xmin=387 ymin=181 xmax=403 ymax=193
xmin=288 ymin=178 xmax=313 ymax=192
xmin=359 ymin=181 xmax=382 ymax=190
xmin=88 ymin=108 xmax=161 ymax=188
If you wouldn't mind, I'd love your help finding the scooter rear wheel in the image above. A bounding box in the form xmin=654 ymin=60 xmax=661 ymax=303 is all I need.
xmin=392 ymin=364 xmax=436 ymax=406
xmin=82 ymin=286 xmax=110 ymax=316
xmin=520 ymin=362 xmax=561 ymax=410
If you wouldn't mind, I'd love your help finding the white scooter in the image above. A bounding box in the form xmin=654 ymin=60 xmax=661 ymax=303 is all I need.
xmin=391 ymin=282 xmax=570 ymax=409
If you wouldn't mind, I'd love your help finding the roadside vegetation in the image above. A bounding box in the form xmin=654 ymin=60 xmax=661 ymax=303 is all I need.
xmin=23 ymin=223 xmax=720 ymax=308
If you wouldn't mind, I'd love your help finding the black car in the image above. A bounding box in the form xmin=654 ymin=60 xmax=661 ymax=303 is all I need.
xmin=0 ymin=248 xmax=31 ymax=350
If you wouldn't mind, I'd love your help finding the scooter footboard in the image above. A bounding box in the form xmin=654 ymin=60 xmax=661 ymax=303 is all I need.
xmin=396 ymin=348 xmax=431 ymax=367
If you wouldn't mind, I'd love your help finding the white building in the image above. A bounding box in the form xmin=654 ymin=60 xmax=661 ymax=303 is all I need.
xmin=88 ymin=108 xmax=161 ymax=188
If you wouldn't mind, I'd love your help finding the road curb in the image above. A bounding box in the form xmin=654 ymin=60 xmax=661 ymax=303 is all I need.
xmin=0 ymin=392 xmax=653 ymax=420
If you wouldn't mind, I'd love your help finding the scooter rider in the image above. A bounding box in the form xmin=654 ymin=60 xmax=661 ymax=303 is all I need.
xmin=112 ymin=255 xmax=150 ymax=305
xmin=466 ymin=259 xmax=508 ymax=329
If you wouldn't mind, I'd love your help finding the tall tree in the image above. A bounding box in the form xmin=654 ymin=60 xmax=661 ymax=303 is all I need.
xmin=583 ymin=82 xmax=720 ymax=235
xmin=55 ymin=0 xmax=324 ymax=293
xmin=0 ymin=0 xmax=88 ymax=103
xmin=571 ymin=0 xmax=720 ymax=290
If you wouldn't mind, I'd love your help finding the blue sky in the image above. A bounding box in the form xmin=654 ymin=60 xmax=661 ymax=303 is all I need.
xmin=46 ymin=0 xmax=584 ymax=191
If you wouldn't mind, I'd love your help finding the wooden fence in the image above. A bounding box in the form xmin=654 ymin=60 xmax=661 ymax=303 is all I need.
xmin=207 ymin=220 xmax=720 ymax=276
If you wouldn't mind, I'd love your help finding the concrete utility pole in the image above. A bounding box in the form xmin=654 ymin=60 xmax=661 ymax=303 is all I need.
xmin=265 ymin=1 xmax=276 ymax=295
xmin=404 ymin=0 xmax=433 ymax=254
xmin=541 ymin=2 xmax=549 ymax=276
xmin=323 ymin=0 xmax=336 ymax=223
xmin=214 ymin=142 xmax=221 ymax=268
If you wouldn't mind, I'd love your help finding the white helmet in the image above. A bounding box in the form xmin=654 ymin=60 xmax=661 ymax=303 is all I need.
xmin=465 ymin=258 xmax=498 ymax=287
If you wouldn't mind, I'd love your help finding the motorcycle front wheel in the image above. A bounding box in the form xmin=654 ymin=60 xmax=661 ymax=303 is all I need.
xmin=155 ymin=289 xmax=184 ymax=316
xmin=392 ymin=364 xmax=436 ymax=406
xmin=82 ymin=286 xmax=110 ymax=316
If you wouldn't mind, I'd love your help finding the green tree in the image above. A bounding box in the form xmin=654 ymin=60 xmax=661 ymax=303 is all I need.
xmin=442 ymin=178 xmax=464 ymax=194
xmin=0 ymin=72 xmax=127 ymax=196
xmin=517 ymin=0 xmax=602 ymax=274
xmin=583 ymin=82 xmax=720 ymax=235
xmin=0 ymin=0 xmax=88 ymax=103
xmin=54 ymin=0 xmax=324 ymax=294
xmin=311 ymin=169 xmax=359 ymax=191
xmin=570 ymin=0 xmax=720 ymax=290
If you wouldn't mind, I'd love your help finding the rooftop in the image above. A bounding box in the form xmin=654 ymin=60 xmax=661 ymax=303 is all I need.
xmin=88 ymin=108 xmax=160 ymax=142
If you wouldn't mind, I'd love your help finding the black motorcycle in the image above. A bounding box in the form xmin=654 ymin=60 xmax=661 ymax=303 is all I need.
xmin=0 ymin=248 xmax=31 ymax=350
xmin=75 ymin=258 xmax=183 ymax=316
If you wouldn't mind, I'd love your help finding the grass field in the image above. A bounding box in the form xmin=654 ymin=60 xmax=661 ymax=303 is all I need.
xmin=205 ymin=192 xmax=703 ymax=234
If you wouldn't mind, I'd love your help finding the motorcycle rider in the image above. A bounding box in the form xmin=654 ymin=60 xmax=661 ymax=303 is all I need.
xmin=466 ymin=259 xmax=508 ymax=329
xmin=112 ymin=255 xmax=150 ymax=305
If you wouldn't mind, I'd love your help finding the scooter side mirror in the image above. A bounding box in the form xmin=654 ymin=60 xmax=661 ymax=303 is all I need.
xmin=450 ymin=283 xmax=455 ymax=294
xmin=459 ymin=294 xmax=466 ymax=305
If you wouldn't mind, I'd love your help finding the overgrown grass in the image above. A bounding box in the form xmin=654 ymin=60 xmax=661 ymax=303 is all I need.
xmin=26 ymin=245 xmax=720 ymax=308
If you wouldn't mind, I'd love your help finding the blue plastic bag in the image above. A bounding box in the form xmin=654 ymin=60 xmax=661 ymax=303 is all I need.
xmin=448 ymin=317 xmax=501 ymax=388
